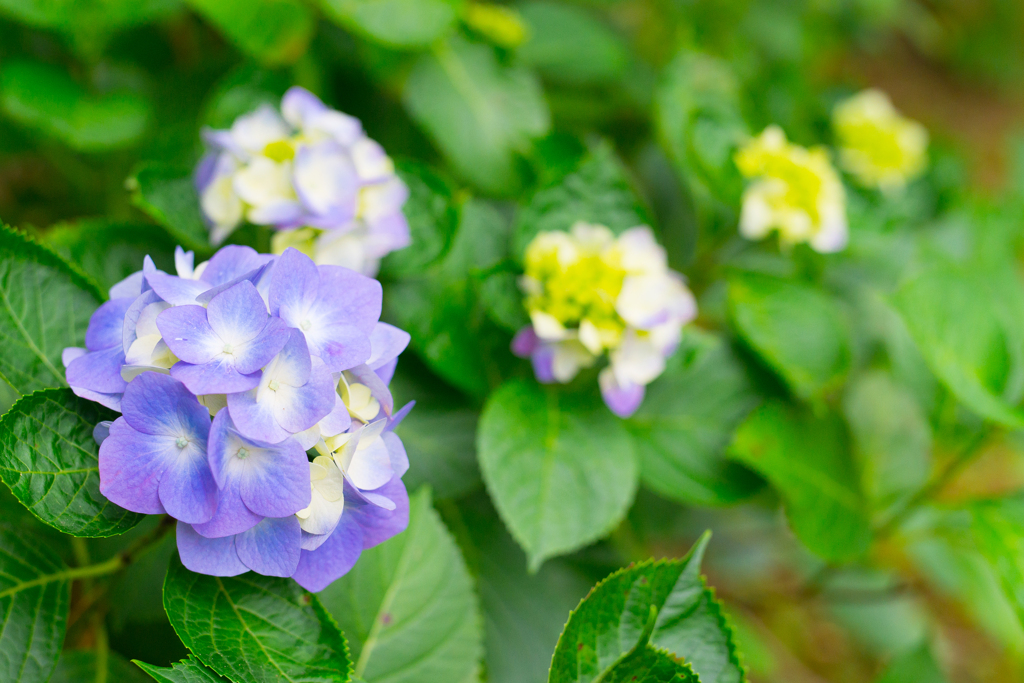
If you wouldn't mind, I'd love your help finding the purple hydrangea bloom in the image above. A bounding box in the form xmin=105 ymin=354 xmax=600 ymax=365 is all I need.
xmin=68 ymin=241 xmax=413 ymax=591
xmin=196 ymin=86 xmax=410 ymax=276
xmin=99 ymin=372 xmax=217 ymax=524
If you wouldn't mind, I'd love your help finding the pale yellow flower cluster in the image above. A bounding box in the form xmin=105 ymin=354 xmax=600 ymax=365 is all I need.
xmin=833 ymin=89 xmax=929 ymax=192
xmin=734 ymin=90 xmax=928 ymax=253
xmin=735 ymin=126 xmax=848 ymax=253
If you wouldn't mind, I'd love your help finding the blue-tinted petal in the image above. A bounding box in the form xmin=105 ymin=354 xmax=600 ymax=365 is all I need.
xmin=291 ymin=514 xmax=363 ymax=592
xmin=170 ymin=359 xmax=262 ymax=395
xmin=66 ymin=346 xmax=127 ymax=394
xmin=235 ymin=516 xmax=301 ymax=577
xmin=157 ymin=305 xmax=222 ymax=365
xmin=98 ymin=418 xmax=171 ymax=515
xmin=158 ymin=439 xmax=217 ymax=524
xmin=85 ymin=298 xmax=133 ymax=351
xmin=176 ymin=522 xmax=248 ymax=577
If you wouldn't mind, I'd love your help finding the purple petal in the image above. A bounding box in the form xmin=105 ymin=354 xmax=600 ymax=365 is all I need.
xmin=383 ymin=432 xmax=409 ymax=479
xmin=157 ymin=305 xmax=222 ymax=364
xmin=144 ymin=257 xmax=208 ymax=305
xmin=120 ymin=372 xmax=211 ymax=439
xmin=200 ymin=246 xmax=273 ymax=287
xmin=194 ymin=153 xmax=218 ymax=195
xmin=235 ymin=516 xmax=301 ymax=577
xmin=315 ymin=265 xmax=382 ymax=336
xmin=176 ymin=522 xmax=248 ymax=576
xmin=158 ymin=440 xmax=217 ymax=524
xmin=233 ymin=317 xmax=290 ymax=375
xmin=374 ymin=358 xmax=399 ymax=385
xmin=293 ymin=141 xmax=359 ymax=220
xmin=170 ymin=359 xmax=262 ymax=395
xmin=92 ymin=421 xmax=112 ymax=445
xmin=364 ymin=211 xmax=411 ymax=255
xmin=226 ymin=388 xmax=291 ymax=444
xmin=66 ymin=346 xmax=127 ymax=394
xmin=206 ymin=280 xmax=273 ymax=345
xmin=367 ymin=323 xmax=410 ymax=371
xmin=511 ymin=326 xmax=539 ymax=357
xmin=319 ymin=393 xmax=352 ymax=437
xmin=599 ymin=372 xmax=645 ymax=419
xmin=195 ymin=262 xmax=273 ymax=306
xmin=269 ymin=248 xmax=319 ymax=323
xmin=109 ymin=271 xmax=144 ymax=300
xmin=86 ymin=298 xmax=133 ymax=351
xmin=193 ymin=476 xmax=263 ymax=539
xmin=386 ymin=401 xmax=414 ymax=433
xmin=263 ymin=328 xmax=312 ymax=387
xmin=531 ymin=346 xmax=557 ymax=384
xmin=347 ymin=476 xmax=409 ymax=549
xmin=62 ymin=347 xmax=86 ymax=367
xmin=291 ymin=515 xmax=363 ymax=592
xmin=281 ymin=87 xmax=326 ymax=128
xmin=272 ymin=359 xmax=336 ymax=434
xmin=122 ymin=290 xmax=164 ymax=355
xmin=70 ymin=385 xmax=122 ymax=411
xmin=98 ymin=418 xmax=170 ymax=515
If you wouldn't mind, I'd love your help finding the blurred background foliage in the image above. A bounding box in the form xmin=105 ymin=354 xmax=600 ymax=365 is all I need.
xmin=3 ymin=0 xmax=1024 ymax=681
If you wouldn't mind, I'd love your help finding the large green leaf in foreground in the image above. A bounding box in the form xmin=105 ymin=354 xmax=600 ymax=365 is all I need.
xmin=548 ymin=534 xmax=743 ymax=683
xmin=163 ymin=556 xmax=352 ymax=682
xmin=0 ymin=224 xmax=102 ymax=395
xmin=0 ymin=388 xmax=144 ymax=537
xmin=135 ymin=656 xmax=231 ymax=682
xmin=0 ymin=526 xmax=71 ymax=683
xmin=478 ymin=379 xmax=638 ymax=570
xmin=320 ymin=489 xmax=482 ymax=683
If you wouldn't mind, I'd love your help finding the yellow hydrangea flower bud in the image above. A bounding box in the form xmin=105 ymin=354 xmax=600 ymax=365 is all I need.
xmin=833 ymin=88 xmax=929 ymax=192
xmin=735 ymin=125 xmax=847 ymax=253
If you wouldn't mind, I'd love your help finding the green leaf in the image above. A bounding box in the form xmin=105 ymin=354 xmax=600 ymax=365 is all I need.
xmin=597 ymin=645 xmax=697 ymax=683
xmin=319 ymin=0 xmax=461 ymax=48
xmin=548 ymin=534 xmax=742 ymax=683
xmin=184 ymin=0 xmax=315 ymax=65
xmin=390 ymin=365 xmax=481 ymax=500
xmin=730 ymin=400 xmax=872 ymax=562
xmin=971 ymin=495 xmax=1024 ymax=629
xmin=0 ymin=0 xmax=178 ymax=39
xmin=0 ymin=223 xmax=102 ymax=395
xmin=873 ymin=644 xmax=948 ymax=683
xmin=457 ymin=495 xmax=598 ymax=683
xmin=627 ymin=332 xmax=762 ymax=506
xmin=379 ymin=161 xmax=460 ymax=280
xmin=135 ymin=656 xmax=231 ymax=682
xmin=51 ymin=649 xmax=151 ymax=683
xmin=129 ymin=163 xmax=212 ymax=253
xmin=512 ymin=143 xmax=649 ymax=257
xmin=478 ymin=379 xmax=638 ymax=570
xmin=0 ymin=60 xmax=150 ymax=151
xmin=384 ymin=198 xmax=511 ymax=397
xmin=162 ymin=554 xmax=353 ymax=683
xmin=516 ymin=2 xmax=629 ymax=86
xmin=319 ymin=488 xmax=482 ymax=683
xmin=654 ymin=50 xmax=747 ymax=209
xmin=0 ymin=388 xmax=144 ymax=537
xmin=843 ymin=371 xmax=931 ymax=511
xmin=404 ymin=36 xmax=550 ymax=195
xmin=728 ymin=272 xmax=851 ymax=402
xmin=0 ymin=525 xmax=70 ymax=683
xmin=46 ymin=219 xmax=177 ymax=294
xmin=892 ymin=263 xmax=1024 ymax=429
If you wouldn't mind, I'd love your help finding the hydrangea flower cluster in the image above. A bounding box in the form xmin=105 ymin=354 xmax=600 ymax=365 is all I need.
xmin=833 ymin=89 xmax=929 ymax=192
xmin=735 ymin=125 xmax=847 ymax=253
xmin=64 ymin=245 xmax=412 ymax=592
xmin=512 ymin=222 xmax=696 ymax=418
xmin=197 ymin=87 xmax=410 ymax=276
